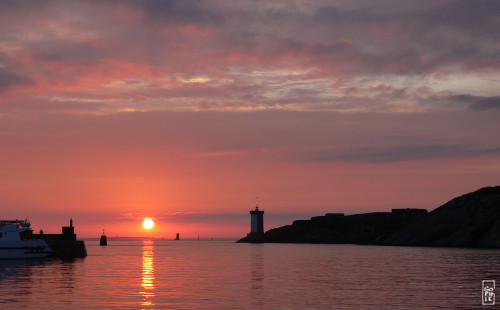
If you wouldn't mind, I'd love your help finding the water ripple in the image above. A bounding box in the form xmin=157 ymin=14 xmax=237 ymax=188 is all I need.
xmin=0 ymin=241 xmax=498 ymax=309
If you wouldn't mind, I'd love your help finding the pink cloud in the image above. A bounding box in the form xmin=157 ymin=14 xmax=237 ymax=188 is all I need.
xmin=0 ymin=1 xmax=499 ymax=237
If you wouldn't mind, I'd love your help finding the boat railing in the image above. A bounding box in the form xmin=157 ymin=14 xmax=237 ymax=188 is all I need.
xmin=0 ymin=219 xmax=31 ymax=227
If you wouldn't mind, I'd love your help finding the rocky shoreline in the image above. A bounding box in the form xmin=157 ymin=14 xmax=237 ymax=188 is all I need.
xmin=237 ymin=186 xmax=500 ymax=248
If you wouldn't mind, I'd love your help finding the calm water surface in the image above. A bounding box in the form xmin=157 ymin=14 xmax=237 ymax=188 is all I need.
xmin=0 ymin=240 xmax=498 ymax=309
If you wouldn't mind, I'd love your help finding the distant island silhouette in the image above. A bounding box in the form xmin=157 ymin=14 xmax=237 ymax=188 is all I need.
xmin=238 ymin=186 xmax=500 ymax=248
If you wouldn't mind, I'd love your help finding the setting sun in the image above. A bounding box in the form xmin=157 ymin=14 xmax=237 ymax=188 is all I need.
xmin=142 ymin=218 xmax=155 ymax=230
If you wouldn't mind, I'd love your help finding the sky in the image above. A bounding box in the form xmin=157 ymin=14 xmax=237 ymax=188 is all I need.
xmin=1 ymin=0 xmax=499 ymax=238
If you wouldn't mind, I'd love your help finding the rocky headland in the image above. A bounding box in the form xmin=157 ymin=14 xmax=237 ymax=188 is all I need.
xmin=237 ymin=186 xmax=500 ymax=248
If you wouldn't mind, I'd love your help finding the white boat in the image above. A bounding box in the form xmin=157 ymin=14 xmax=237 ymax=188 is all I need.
xmin=0 ymin=219 xmax=52 ymax=259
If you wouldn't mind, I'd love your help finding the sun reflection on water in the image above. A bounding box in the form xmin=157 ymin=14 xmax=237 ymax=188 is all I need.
xmin=140 ymin=240 xmax=155 ymax=307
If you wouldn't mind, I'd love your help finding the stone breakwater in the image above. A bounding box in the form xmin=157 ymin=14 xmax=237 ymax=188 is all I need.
xmin=34 ymin=219 xmax=87 ymax=258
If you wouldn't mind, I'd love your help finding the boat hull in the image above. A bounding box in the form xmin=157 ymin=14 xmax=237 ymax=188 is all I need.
xmin=0 ymin=240 xmax=52 ymax=259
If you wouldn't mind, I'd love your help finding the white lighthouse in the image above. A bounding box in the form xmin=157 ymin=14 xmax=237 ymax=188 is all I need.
xmin=248 ymin=206 xmax=264 ymax=237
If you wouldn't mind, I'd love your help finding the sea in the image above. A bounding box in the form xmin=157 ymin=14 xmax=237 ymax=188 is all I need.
xmin=0 ymin=239 xmax=499 ymax=309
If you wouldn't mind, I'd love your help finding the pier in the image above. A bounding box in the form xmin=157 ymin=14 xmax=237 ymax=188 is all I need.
xmin=34 ymin=219 xmax=87 ymax=258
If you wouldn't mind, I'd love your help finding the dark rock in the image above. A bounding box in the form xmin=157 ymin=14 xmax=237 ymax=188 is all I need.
xmin=237 ymin=186 xmax=500 ymax=248
xmin=385 ymin=186 xmax=500 ymax=248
